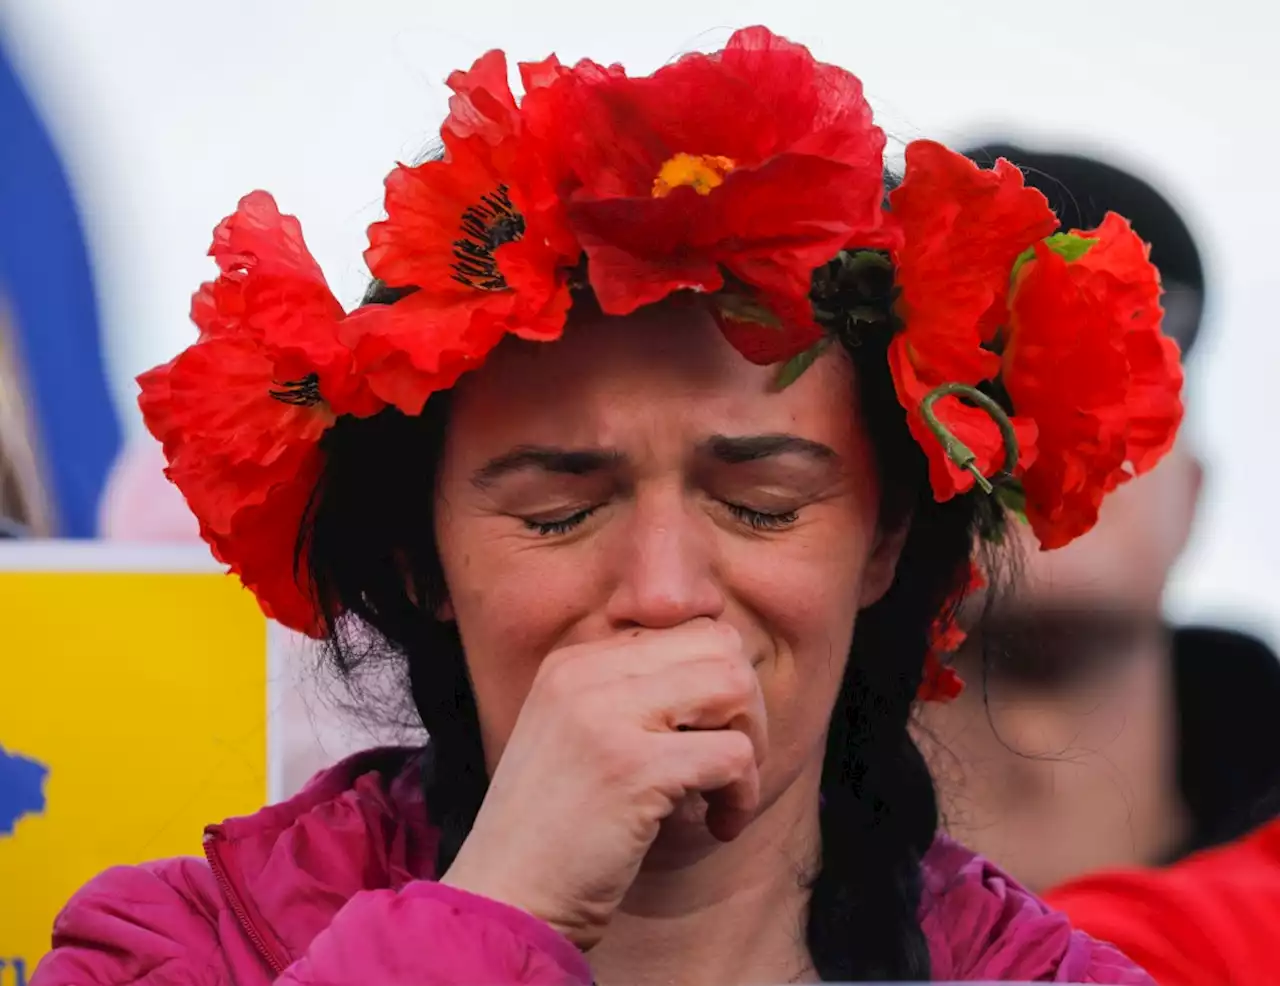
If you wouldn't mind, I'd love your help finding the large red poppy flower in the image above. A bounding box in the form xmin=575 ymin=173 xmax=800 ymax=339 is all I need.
xmin=1071 ymin=212 xmax=1184 ymax=477
xmin=439 ymin=49 xmax=580 ymax=262
xmin=198 ymin=452 xmax=329 ymax=638
xmin=340 ymin=291 xmax=518 ymax=415
xmin=140 ymin=192 xmax=384 ymax=636
xmin=519 ymin=26 xmax=888 ymax=361
xmin=1003 ymin=214 xmax=1180 ymax=549
xmin=360 ymin=54 xmax=581 ymax=410
xmin=140 ymin=336 xmax=332 ymax=519
xmin=886 ymin=141 xmax=1057 ymax=499
xmin=141 ymin=334 xmax=335 ymax=637
xmin=188 ymin=192 xmax=339 ymax=343
xmin=365 ymin=135 xmax=572 ymax=322
xmin=441 ymin=49 xmax=521 ymax=146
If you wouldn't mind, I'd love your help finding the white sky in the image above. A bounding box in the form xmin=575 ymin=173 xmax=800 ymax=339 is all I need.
xmin=3 ymin=0 xmax=1277 ymax=641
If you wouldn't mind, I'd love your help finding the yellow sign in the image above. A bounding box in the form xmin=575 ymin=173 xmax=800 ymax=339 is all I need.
xmin=0 ymin=546 xmax=268 ymax=978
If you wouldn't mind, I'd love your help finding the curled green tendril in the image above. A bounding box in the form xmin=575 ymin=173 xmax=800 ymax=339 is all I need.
xmin=920 ymin=383 xmax=1019 ymax=495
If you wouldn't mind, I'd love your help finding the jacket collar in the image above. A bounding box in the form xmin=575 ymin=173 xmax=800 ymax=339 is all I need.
xmin=204 ymin=746 xmax=437 ymax=967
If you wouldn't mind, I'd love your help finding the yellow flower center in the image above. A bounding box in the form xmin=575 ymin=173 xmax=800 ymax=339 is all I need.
xmin=652 ymin=153 xmax=737 ymax=198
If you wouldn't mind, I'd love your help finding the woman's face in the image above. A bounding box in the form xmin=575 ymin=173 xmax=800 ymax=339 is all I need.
xmin=435 ymin=302 xmax=904 ymax=826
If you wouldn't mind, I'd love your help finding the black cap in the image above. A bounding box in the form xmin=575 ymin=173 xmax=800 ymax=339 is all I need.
xmin=962 ymin=142 xmax=1206 ymax=357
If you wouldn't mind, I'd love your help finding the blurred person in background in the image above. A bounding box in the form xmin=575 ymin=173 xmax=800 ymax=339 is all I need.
xmin=1 ymin=41 xmax=121 ymax=536
xmin=921 ymin=142 xmax=1280 ymax=981
xmin=1047 ymin=799 xmax=1280 ymax=984
xmin=0 ymin=298 xmax=52 ymax=537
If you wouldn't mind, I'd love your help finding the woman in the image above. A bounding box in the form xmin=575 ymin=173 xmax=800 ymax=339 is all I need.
xmin=35 ymin=28 xmax=1181 ymax=985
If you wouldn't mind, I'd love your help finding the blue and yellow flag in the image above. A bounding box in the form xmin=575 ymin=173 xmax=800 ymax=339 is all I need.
xmin=0 ymin=545 xmax=269 ymax=977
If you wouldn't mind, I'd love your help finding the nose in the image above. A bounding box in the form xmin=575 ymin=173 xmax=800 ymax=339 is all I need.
xmin=604 ymin=484 xmax=726 ymax=630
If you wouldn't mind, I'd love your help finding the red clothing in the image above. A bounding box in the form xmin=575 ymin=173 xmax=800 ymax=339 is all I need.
xmin=1046 ymin=816 xmax=1280 ymax=985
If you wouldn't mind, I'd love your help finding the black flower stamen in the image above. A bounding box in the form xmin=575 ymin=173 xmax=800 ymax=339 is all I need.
xmin=452 ymin=184 xmax=526 ymax=291
xmin=269 ymin=374 xmax=322 ymax=406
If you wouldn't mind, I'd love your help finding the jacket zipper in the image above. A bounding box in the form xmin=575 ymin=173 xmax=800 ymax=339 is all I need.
xmin=204 ymin=828 xmax=288 ymax=976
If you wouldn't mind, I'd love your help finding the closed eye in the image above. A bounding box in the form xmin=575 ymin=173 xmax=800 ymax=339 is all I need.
xmin=522 ymin=502 xmax=799 ymax=537
xmin=522 ymin=507 xmax=598 ymax=536
xmin=724 ymin=502 xmax=799 ymax=531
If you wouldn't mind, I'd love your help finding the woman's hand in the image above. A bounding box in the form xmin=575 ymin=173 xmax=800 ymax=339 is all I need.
xmin=440 ymin=619 xmax=768 ymax=950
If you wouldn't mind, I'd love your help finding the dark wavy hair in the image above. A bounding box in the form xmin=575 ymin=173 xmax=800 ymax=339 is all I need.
xmin=301 ymin=239 xmax=1001 ymax=979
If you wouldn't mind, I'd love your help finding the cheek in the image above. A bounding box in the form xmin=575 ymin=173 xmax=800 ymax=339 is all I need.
xmin=728 ymin=506 xmax=877 ymax=755
xmin=437 ymin=516 xmax=605 ymax=769
xmin=436 ymin=494 xmax=881 ymax=772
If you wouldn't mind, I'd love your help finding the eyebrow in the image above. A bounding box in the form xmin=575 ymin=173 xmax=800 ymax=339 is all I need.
xmin=471 ymin=445 xmax=624 ymax=488
xmin=471 ymin=433 xmax=836 ymax=487
xmin=701 ymin=433 xmax=837 ymax=464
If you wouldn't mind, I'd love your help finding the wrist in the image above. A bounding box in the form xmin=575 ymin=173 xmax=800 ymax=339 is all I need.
xmin=440 ymin=857 xmax=591 ymax=948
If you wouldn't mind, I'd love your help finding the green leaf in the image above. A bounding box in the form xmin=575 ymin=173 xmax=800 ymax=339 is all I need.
xmin=773 ymin=337 xmax=833 ymax=391
xmin=1046 ymin=232 xmax=1099 ymax=262
xmin=1009 ymin=233 xmax=1100 ymax=283
xmin=715 ymin=293 xmax=784 ymax=330
xmin=844 ymin=249 xmax=893 ymax=272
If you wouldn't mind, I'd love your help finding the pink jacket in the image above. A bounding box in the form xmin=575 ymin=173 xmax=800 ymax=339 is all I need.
xmin=33 ymin=748 xmax=1151 ymax=985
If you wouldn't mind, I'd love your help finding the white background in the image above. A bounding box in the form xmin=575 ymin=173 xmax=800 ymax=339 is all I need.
xmin=2 ymin=0 xmax=1278 ymax=641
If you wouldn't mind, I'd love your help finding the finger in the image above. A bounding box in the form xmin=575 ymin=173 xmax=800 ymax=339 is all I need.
xmin=678 ymin=665 xmax=769 ymax=769
xmin=704 ymin=773 xmax=760 ymax=843
xmin=540 ymin=620 xmax=744 ymax=691
xmin=623 ymin=655 xmax=768 ymax=767
xmin=652 ymin=730 xmax=760 ymax=841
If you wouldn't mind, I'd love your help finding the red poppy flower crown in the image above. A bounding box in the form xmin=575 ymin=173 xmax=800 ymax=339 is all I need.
xmin=139 ymin=27 xmax=1184 ymax=701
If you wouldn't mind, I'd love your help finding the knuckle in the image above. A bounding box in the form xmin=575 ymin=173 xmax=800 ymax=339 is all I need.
xmin=713 ymin=655 xmax=757 ymax=702
xmin=597 ymin=734 xmax=651 ymax=789
xmin=707 ymin=620 xmax=743 ymax=649
xmin=536 ymin=651 xmax=581 ymax=701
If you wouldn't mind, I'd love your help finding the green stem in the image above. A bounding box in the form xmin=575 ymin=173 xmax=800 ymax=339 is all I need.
xmin=920 ymin=383 xmax=1019 ymax=495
